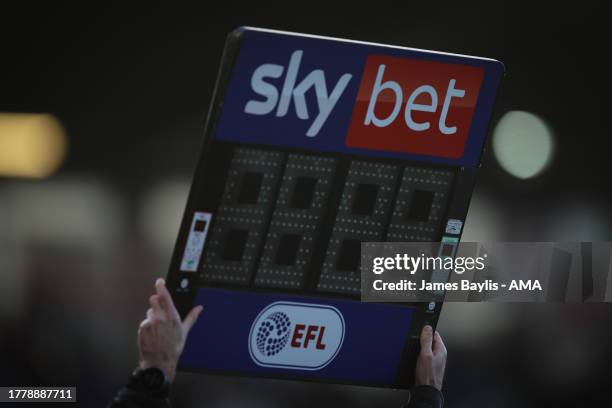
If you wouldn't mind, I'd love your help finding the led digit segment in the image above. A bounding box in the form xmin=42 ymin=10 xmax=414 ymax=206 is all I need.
xmin=318 ymin=161 xmax=400 ymax=294
xmin=255 ymin=154 xmax=337 ymax=289
xmin=385 ymin=167 xmax=454 ymax=242
xmin=202 ymin=148 xmax=284 ymax=284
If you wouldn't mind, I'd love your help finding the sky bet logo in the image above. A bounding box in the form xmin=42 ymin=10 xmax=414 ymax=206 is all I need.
xmin=244 ymin=50 xmax=352 ymax=137
xmin=243 ymin=50 xmax=484 ymax=158
xmin=248 ymin=301 xmax=345 ymax=370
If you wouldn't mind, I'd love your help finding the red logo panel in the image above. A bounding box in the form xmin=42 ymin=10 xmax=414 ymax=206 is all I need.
xmin=345 ymin=55 xmax=484 ymax=158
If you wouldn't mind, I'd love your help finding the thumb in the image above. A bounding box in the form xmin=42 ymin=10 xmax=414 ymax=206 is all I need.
xmin=182 ymin=305 xmax=203 ymax=333
xmin=420 ymin=325 xmax=433 ymax=355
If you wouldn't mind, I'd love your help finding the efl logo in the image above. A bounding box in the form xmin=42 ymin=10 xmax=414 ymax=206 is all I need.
xmin=248 ymin=301 xmax=345 ymax=370
xmin=345 ymin=55 xmax=484 ymax=158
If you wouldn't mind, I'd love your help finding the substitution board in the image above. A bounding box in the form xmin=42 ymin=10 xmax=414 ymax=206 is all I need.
xmin=167 ymin=27 xmax=504 ymax=388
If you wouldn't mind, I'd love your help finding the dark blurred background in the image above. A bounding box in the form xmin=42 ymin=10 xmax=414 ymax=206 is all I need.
xmin=1 ymin=1 xmax=610 ymax=407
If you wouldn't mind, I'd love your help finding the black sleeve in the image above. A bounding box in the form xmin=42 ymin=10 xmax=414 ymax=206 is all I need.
xmin=402 ymin=385 xmax=444 ymax=408
xmin=107 ymin=386 xmax=171 ymax=408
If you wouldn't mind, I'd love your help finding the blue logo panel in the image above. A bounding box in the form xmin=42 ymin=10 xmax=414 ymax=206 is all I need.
xmin=180 ymin=288 xmax=415 ymax=385
xmin=215 ymin=28 xmax=504 ymax=167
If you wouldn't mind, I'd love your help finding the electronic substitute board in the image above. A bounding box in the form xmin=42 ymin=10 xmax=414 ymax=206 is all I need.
xmin=166 ymin=27 xmax=504 ymax=388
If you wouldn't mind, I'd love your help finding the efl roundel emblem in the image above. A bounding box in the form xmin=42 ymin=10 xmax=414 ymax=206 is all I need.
xmin=255 ymin=311 xmax=292 ymax=356
xmin=248 ymin=301 xmax=345 ymax=370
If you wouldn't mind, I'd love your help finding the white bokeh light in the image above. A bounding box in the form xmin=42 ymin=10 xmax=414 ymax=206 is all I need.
xmin=492 ymin=110 xmax=555 ymax=179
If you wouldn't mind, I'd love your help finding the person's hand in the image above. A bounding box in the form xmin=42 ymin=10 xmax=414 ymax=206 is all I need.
xmin=415 ymin=325 xmax=447 ymax=391
xmin=137 ymin=278 xmax=203 ymax=382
